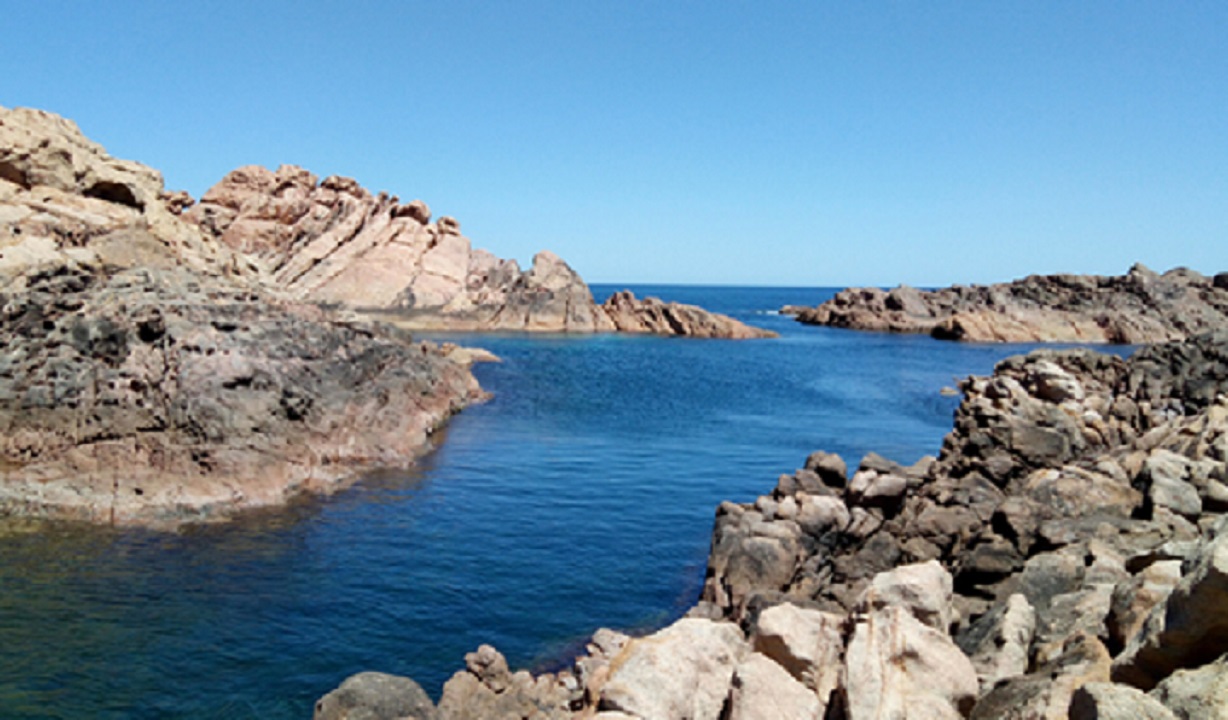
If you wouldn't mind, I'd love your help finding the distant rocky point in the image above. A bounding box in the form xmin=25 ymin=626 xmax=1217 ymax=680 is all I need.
xmin=185 ymin=164 xmax=774 ymax=338
xmin=785 ymin=264 xmax=1228 ymax=344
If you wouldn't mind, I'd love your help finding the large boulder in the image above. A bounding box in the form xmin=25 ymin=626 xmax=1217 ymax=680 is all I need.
xmin=598 ymin=618 xmax=749 ymax=720
xmin=844 ymin=606 xmax=979 ymax=720
xmin=750 ymin=602 xmax=844 ymax=702
xmin=725 ymin=652 xmax=824 ymax=720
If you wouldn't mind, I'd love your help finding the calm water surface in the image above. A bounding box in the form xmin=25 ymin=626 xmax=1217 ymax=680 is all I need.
xmin=0 ymin=286 xmax=1097 ymax=718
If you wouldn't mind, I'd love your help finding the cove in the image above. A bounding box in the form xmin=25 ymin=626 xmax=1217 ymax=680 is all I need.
xmin=0 ymin=285 xmax=1078 ymax=718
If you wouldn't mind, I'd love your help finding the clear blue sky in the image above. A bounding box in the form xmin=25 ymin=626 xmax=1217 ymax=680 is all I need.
xmin=4 ymin=2 xmax=1225 ymax=286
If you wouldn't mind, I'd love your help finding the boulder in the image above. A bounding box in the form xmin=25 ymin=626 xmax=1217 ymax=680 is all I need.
xmin=956 ymin=593 xmax=1036 ymax=691
xmin=1112 ymin=527 xmax=1228 ymax=689
xmin=751 ymin=602 xmax=843 ymax=700
xmin=599 ymin=618 xmax=749 ymax=720
xmin=726 ymin=652 xmax=824 ymax=720
xmin=844 ymin=606 xmax=978 ymax=720
xmin=314 ymin=672 xmax=437 ymax=720
xmin=1150 ymin=654 xmax=1228 ymax=719
xmin=1069 ymin=682 xmax=1177 ymax=720
xmin=599 ymin=290 xmax=776 ymax=339
xmin=856 ymin=560 xmax=955 ymax=632
xmin=971 ymin=632 xmax=1112 ymax=720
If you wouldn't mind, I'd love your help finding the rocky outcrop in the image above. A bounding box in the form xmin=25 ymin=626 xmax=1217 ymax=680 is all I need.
xmin=0 ymin=261 xmax=482 ymax=527
xmin=318 ymin=331 xmax=1228 ymax=718
xmin=0 ymin=106 xmax=257 ymax=281
xmin=187 ymin=165 xmax=774 ymax=338
xmin=600 ymin=291 xmax=776 ymax=339
xmin=0 ymin=106 xmax=484 ymax=527
xmin=788 ymin=264 xmax=1228 ymax=343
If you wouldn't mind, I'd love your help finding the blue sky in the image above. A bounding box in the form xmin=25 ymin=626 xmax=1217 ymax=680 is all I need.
xmin=4 ymin=2 xmax=1225 ymax=286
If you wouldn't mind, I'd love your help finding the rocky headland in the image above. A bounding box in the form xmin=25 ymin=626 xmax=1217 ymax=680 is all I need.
xmin=185 ymin=163 xmax=774 ymax=338
xmin=317 ymin=331 xmax=1228 ymax=719
xmin=0 ymin=105 xmax=771 ymax=526
xmin=785 ymin=264 xmax=1228 ymax=343
xmin=0 ymin=106 xmax=488 ymax=527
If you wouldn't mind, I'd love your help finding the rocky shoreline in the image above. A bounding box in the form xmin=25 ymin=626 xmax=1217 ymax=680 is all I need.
xmin=0 ymin=105 xmax=772 ymax=527
xmin=785 ymin=265 xmax=1228 ymax=343
xmin=318 ymin=331 xmax=1228 ymax=719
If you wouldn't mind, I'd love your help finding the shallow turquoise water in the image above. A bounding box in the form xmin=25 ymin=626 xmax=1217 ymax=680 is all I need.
xmin=0 ymin=286 xmax=1093 ymax=718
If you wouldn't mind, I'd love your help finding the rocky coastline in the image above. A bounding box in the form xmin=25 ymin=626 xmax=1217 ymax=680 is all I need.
xmin=0 ymin=105 xmax=771 ymax=527
xmin=318 ymin=331 xmax=1228 ymax=719
xmin=785 ymin=265 xmax=1228 ymax=343
xmin=185 ymin=163 xmax=774 ymax=338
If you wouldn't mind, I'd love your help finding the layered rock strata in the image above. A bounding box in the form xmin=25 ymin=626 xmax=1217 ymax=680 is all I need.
xmin=787 ymin=264 xmax=1228 ymax=343
xmin=0 ymin=106 xmax=483 ymax=527
xmin=188 ymin=165 xmax=774 ymax=338
xmin=319 ymin=332 xmax=1228 ymax=719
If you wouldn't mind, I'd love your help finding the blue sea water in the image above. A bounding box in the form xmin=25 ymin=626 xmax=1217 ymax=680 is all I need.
xmin=0 ymin=286 xmax=1103 ymax=718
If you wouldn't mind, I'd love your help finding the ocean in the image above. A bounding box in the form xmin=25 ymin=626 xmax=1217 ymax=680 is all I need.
xmin=0 ymin=285 xmax=1103 ymax=718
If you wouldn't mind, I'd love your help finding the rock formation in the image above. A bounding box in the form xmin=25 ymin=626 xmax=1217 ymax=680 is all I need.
xmin=318 ymin=332 xmax=1228 ymax=719
xmin=787 ymin=265 xmax=1228 ymax=343
xmin=187 ymin=165 xmax=774 ymax=338
xmin=0 ymin=105 xmax=483 ymax=527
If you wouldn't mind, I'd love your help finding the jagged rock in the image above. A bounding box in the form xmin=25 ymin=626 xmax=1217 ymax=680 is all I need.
xmin=1069 ymin=682 xmax=1177 ymax=720
xmin=971 ymin=632 xmax=1112 ymax=720
xmin=856 ymin=560 xmax=955 ymax=632
xmin=436 ymin=645 xmax=572 ymax=720
xmin=598 ymin=618 xmax=749 ymax=720
xmin=186 ymin=165 xmax=773 ymax=338
xmin=750 ymin=602 xmax=843 ymax=701
xmin=0 ymin=107 xmax=484 ymax=527
xmin=844 ymin=605 xmax=979 ymax=720
xmin=0 ymin=105 xmax=254 ymax=281
xmin=726 ymin=652 xmax=824 ymax=720
xmin=789 ymin=265 xmax=1228 ymax=343
xmin=0 ymin=261 xmax=481 ymax=527
xmin=1149 ymin=654 xmax=1228 ymax=719
xmin=1107 ymin=560 xmax=1182 ymax=652
xmin=600 ymin=290 xmax=777 ymax=339
xmin=313 ymin=672 xmax=438 ymax=720
xmin=1112 ymin=523 xmax=1228 ymax=689
xmin=957 ymin=593 xmax=1036 ymax=691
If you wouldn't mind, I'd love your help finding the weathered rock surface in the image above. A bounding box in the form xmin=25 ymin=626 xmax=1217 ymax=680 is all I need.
xmin=1069 ymin=682 xmax=1177 ymax=720
xmin=0 ymin=260 xmax=482 ymax=527
xmin=788 ymin=264 xmax=1228 ymax=343
xmin=598 ymin=618 xmax=748 ymax=720
xmin=187 ymin=164 xmax=774 ymax=338
xmin=0 ymin=106 xmax=483 ymax=527
xmin=1149 ymin=653 xmax=1228 ymax=719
